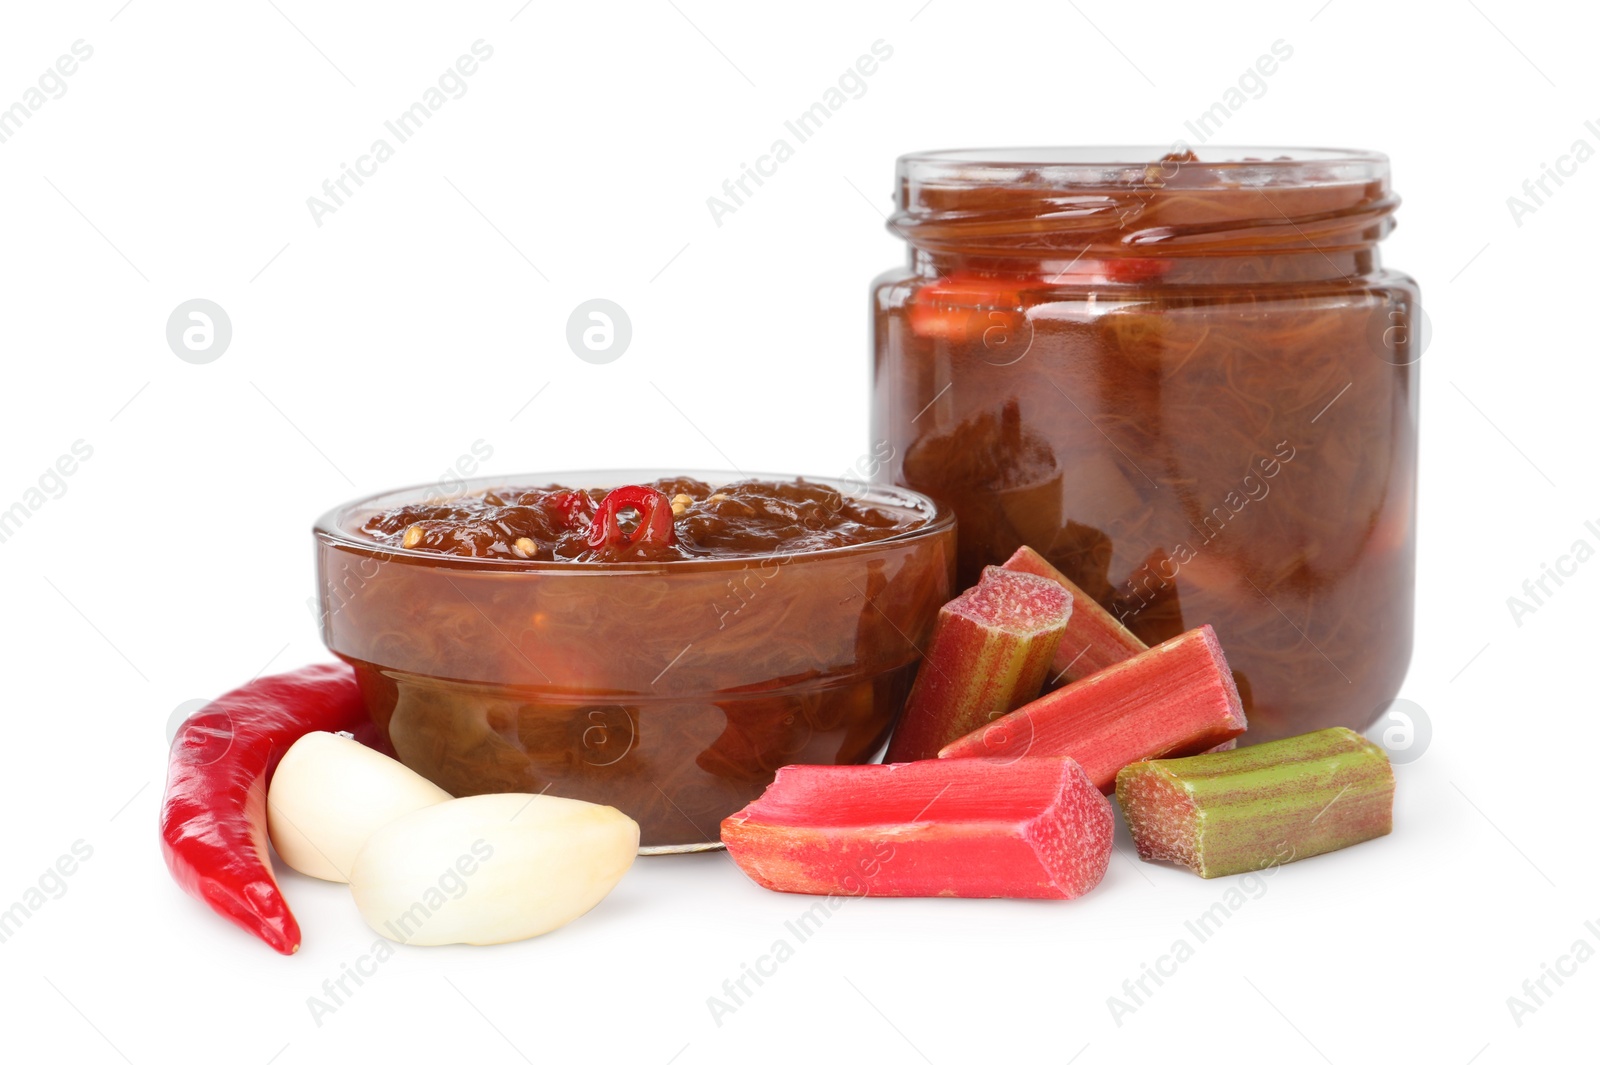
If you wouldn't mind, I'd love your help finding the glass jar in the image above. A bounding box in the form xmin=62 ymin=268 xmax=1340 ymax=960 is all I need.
xmin=871 ymin=147 xmax=1419 ymax=742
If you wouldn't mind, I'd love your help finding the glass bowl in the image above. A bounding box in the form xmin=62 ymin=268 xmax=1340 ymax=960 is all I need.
xmin=313 ymin=471 xmax=955 ymax=852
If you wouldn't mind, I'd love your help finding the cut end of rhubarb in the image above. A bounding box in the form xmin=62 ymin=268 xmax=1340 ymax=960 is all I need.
xmin=1114 ymin=763 xmax=1203 ymax=872
xmin=1188 ymin=624 xmax=1248 ymax=733
xmin=949 ymin=564 xmax=1075 ymax=637
xmin=721 ymin=757 xmax=1112 ymax=900
xmin=939 ymin=624 xmax=1247 ymax=791
xmin=884 ymin=567 xmax=1071 ymax=763
xmin=1116 ymin=727 xmax=1395 ymax=879
xmin=1002 ymin=546 xmax=1148 ymax=683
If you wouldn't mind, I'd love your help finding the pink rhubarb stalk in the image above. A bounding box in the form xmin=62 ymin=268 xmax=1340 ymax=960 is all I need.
xmin=884 ymin=566 xmax=1071 ymax=763
xmin=1001 ymin=545 xmax=1147 ymax=683
xmin=938 ymin=625 xmax=1246 ymax=792
xmin=721 ymin=757 xmax=1112 ymax=900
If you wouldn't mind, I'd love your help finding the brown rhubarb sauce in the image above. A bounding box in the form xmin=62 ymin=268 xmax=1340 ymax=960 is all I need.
xmin=361 ymin=477 xmax=923 ymax=562
xmin=315 ymin=475 xmax=953 ymax=851
xmin=872 ymin=148 xmax=1419 ymax=742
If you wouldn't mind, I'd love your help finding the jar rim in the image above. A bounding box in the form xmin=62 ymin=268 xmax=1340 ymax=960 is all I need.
xmin=891 ymin=145 xmax=1398 ymax=258
xmin=898 ymin=145 xmax=1389 ymax=188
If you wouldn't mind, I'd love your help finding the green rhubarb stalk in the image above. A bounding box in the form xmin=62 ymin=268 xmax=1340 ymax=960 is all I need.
xmin=884 ymin=566 xmax=1072 ymax=763
xmin=1002 ymin=546 xmax=1146 ymax=683
xmin=1115 ymin=727 xmax=1395 ymax=879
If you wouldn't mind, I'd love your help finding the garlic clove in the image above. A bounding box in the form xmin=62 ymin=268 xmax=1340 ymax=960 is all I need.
xmin=348 ymin=793 xmax=639 ymax=946
xmin=267 ymin=731 xmax=452 ymax=883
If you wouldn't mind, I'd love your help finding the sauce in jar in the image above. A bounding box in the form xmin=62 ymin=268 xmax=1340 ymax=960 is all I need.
xmin=872 ymin=147 xmax=1419 ymax=742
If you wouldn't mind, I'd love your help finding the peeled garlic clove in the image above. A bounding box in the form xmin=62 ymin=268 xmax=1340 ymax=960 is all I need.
xmin=348 ymin=793 xmax=639 ymax=946
xmin=267 ymin=731 xmax=452 ymax=883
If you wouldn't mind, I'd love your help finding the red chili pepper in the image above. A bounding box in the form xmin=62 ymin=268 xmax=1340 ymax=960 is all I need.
xmin=159 ymin=662 xmax=368 ymax=954
xmin=1100 ymin=257 xmax=1174 ymax=283
xmin=587 ymin=485 xmax=678 ymax=551
xmin=544 ymin=489 xmax=596 ymax=529
xmin=908 ymin=271 xmax=1034 ymax=342
xmin=908 ymin=266 xmax=1173 ymax=342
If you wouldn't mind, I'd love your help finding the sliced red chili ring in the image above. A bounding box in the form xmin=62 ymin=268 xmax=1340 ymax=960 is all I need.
xmin=587 ymin=485 xmax=678 ymax=551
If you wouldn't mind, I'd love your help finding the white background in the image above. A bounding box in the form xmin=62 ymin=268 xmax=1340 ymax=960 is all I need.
xmin=1 ymin=1 xmax=1595 ymax=1063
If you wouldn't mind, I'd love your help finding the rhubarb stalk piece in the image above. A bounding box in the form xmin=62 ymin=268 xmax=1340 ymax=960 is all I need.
xmin=721 ymin=757 xmax=1112 ymax=900
xmin=1116 ymin=727 xmax=1395 ymax=879
xmin=1002 ymin=545 xmax=1147 ymax=683
xmin=884 ymin=567 xmax=1071 ymax=763
xmin=938 ymin=625 xmax=1246 ymax=792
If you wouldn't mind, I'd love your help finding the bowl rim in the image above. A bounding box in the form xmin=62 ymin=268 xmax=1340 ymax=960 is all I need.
xmin=313 ymin=469 xmax=955 ymax=574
